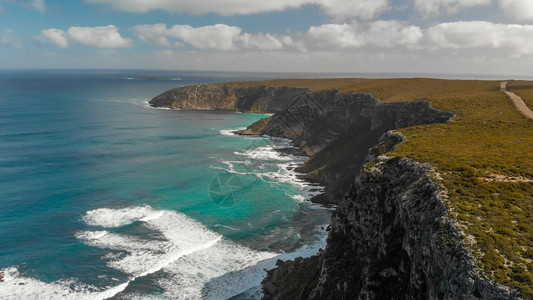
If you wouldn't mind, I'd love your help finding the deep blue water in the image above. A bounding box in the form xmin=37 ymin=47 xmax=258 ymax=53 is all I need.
xmin=0 ymin=70 xmax=332 ymax=299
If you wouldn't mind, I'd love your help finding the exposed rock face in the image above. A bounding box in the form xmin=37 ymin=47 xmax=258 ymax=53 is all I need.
xmin=261 ymin=134 xmax=519 ymax=300
xmin=309 ymin=139 xmax=518 ymax=299
xmin=152 ymin=85 xmax=454 ymax=204
xmin=239 ymin=89 xmax=454 ymax=205
xmin=262 ymin=256 xmax=323 ymax=300
xmin=149 ymin=84 xmax=307 ymax=113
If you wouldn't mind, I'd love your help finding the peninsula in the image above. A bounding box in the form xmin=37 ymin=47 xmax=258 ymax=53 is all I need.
xmin=150 ymin=78 xmax=533 ymax=299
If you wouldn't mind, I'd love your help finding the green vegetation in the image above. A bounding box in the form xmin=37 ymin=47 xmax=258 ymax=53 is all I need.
xmin=226 ymin=78 xmax=369 ymax=92
xmin=382 ymin=84 xmax=533 ymax=298
xmin=231 ymin=78 xmax=533 ymax=297
xmin=507 ymin=80 xmax=533 ymax=110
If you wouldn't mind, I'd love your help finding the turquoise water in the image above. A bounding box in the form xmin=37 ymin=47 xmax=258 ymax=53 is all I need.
xmin=0 ymin=70 xmax=331 ymax=299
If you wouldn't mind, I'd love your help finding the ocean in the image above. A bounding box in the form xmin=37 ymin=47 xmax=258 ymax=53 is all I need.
xmin=0 ymin=70 xmax=333 ymax=299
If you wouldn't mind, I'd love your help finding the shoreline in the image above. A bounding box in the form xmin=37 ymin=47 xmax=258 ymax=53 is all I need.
xmin=147 ymin=79 xmax=530 ymax=298
xmin=215 ymin=127 xmax=334 ymax=298
xmin=222 ymin=128 xmax=332 ymax=206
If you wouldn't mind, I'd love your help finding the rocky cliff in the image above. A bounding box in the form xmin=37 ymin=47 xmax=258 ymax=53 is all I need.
xmin=150 ymin=84 xmax=307 ymax=113
xmin=306 ymin=134 xmax=517 ymax=299
xmin=150 ymin=84 xmax=520 ymax=299
xmin=262 ymin=134 xmax=518 ymax=300
xmin=151 ymin=85 xmax=453 ymax=204
xmin=237 ymin=89 xmax=453 ymax=205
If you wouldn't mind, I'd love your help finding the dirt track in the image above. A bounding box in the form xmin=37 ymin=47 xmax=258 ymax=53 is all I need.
xmin=500 ymin=81 xmax=533 ymax=119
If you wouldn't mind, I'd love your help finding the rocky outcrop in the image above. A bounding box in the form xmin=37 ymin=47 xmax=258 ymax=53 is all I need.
xmin=309 ymin=137 xmax=518 ymax=299
xmin=239 ymin=89 xmax=454 ymax=205
xmin=149 ymin=84 xmax=307 ymax=113
xmin=262 ymin=256 xmax=323 ymax=300
xmin=262 ymin=133 xmax=519 ymax=300
xmin=151 ymin=84 xmax=453 ymax=205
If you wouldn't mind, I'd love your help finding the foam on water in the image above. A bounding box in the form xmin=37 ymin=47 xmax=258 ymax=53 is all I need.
xmin=1 ymin=203 xmax=328 ymax=299
xmin=0 ymin=267 xmax=130 ymax=300
xmin=83 ymin=206 xmax=157 ymax=228
xmin=79 ymin=208 xmax=223 ymax=278
xmin=235 ymin=146 xmax=293 ymax=161
xmin=0 ymin=130 xmax=332 ymax=299
xmin=219 ymin=128 xmax=246 ymax=136
xmin=158 ymin=225 xmax=328 ymax=299
xmin=219 ymin=132 xmax=326 ymax=203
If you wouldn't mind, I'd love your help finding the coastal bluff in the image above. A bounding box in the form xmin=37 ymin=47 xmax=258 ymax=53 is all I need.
xmin=150 ymin=84 xmax=308 ymax=113
xmin=149 ymin=83 xmax=523 ymax=299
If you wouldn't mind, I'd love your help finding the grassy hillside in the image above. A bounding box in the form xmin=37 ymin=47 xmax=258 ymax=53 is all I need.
xmin=231 ymin=78 xmax=533 ymax=297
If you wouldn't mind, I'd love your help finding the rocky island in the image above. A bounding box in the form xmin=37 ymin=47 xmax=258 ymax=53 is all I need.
xmin=150 ymin=78 xmax=533 ymax=299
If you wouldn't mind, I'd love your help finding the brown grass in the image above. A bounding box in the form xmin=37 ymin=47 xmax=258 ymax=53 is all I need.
xmin=225 ymin=78 xmax=369 ymax=92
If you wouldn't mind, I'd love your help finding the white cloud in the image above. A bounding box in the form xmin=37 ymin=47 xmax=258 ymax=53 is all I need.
xmin=86 ymin=0 xmax=389 ymax=20
xmin=133 ymin=24 xmax=171 ymax=47
xmin=317 ymin=0 xmax=389 ymax=20
xmin=133 ymin=20 xmax=533 ymax=56
xmin=133 ymin=24 xmax=298 ymax=51
xmin=306 ymin=24 xmax=365 ymax=49
xmin=68 ymin=25 xmax=133 ymax=48
xmin=305 ymin=21 xmax=422 ymax=50
xmin=167 ymin=24 xmax=241 ymax=50
xmin=499 ymin=0 xmax=533 ymax=21
xmin=413 ymin=0 xmax=490 ymax=17
xmin=425 ymin=21 xmax=533 ymax=54
xmin=366 ymin=21 xmax=423 ymax=47
xmin=41 ymin=28 xmax=68 ymax=48
xmin=240 ymin=33 xmax=284 ymax=51
xmin=0 ymin=29 xmax=24 ymax=48
xmin=41 ymin=25 xmax=132 ymax=48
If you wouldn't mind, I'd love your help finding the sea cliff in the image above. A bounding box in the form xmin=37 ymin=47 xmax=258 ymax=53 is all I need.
xmin=149 ymin=84 xmax=521 ymax=299
xmin=151 ymin=86 xmax=453 ymax=205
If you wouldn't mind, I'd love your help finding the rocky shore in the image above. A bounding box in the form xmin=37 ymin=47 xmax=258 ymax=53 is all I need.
xmin=149 ymin=84 xmax=520 ymax=299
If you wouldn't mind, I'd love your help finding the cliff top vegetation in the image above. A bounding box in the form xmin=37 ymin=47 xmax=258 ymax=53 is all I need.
xmin=228 ymin=77 xmax=533 ymax=298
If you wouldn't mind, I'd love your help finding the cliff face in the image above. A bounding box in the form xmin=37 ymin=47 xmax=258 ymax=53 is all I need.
xmin=149 ymin=84 xmax=307 ymax=113
xmin=308 ymin=136 xmax=517 ymax=299
xmin=262 ymin=134 xmax=518 ymax=300
xmin=239 ymin=89 xmax=453 ymax=205
xmin=151 ymin=84 xmax=453 ymax=205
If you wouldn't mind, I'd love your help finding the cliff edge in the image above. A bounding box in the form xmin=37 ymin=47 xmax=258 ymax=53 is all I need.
xmin=149 ymin=83 xmax=523 ymax=299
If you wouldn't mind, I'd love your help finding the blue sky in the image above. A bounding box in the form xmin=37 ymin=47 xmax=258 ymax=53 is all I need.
xmin=1 ymin=0 xmax=533 ymax=76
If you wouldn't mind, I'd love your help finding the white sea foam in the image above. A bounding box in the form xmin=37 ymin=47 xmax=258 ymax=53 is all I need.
xmin=158 ymin=241 xmax=277 ymax=299
xmin=219 ymin=127 xmax=246 ymax=136
xmin=0 ymin=206 xmax=225 ymax=299
xmin=235 ymin=145 xmax=293 ymax=161
xmin=0 ymin=266 xmax=130 ymax=300
xmin=77 ymin=230 xmax=108 ymax=240
xmin=79 ymin=208 xmax=223 ymax=278
xmin=83 ymin=206 xmax=157 ymax=228
xmin=1 ymin=131 xmax=331 ymax=299
xmin=1 ymin=204 xmax=329 ymax=299
xmin=217 ymin=132 xmax=327 ymax=204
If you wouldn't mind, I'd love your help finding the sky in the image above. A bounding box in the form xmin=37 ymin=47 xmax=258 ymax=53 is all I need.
xmin=1 ymin=0 xmax=533 ymax=77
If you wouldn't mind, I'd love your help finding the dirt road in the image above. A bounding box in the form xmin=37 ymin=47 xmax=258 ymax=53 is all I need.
xmin=500 ymin=81 xmax=533 ymax=119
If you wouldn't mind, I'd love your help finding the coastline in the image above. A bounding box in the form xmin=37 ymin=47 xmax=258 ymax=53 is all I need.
xmin=147 ymin=79 xmax=530 ymax=298
xmin=215 ymin=126 xmax=333 ymax=298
